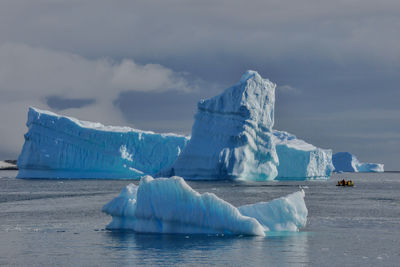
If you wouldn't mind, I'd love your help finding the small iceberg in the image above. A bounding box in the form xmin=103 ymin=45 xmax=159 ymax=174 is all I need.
xmin=332 ymin=152 xmax=384 ymax=173
xmin=102 ymin=176 xmax=308 ymax=236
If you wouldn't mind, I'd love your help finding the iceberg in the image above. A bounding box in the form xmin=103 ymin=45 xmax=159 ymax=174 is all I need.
xmin=332 ymin=152 xmax=384 ymax=173
xmin=273 ymin=131 xmax=334 ymax=179
xmin=17 ymin=107 xmax=188 ymax=179
xmin=171 ymin=71 xmax=279 ymax=181
xmin=102 ymin=176 xmax=308 ymax=235
xmin=16 ymin=70 xmax=338 ymax=180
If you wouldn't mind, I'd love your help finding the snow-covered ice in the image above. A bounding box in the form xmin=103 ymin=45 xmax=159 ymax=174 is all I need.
xmin=102 ymin=176 xmax=308 ymax=235
xmin=171 ymin=70 xmax=279 ymax=181
xmin=17 ymin=107 xmax=188 ymax=179
xmin=332 ymin=152 xmax=384 ymax=173
xmin=273 ymin=131 xmax=334 ymax=179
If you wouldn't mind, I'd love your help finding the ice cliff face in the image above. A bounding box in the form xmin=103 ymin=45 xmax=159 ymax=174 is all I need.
xmin=273 ymin=131 xmax=334 ymax=179
xmin=332 ymin=152 xmax=384 ymax=173
xmin=171 ymin=71 xmax=279 ymax=181
xmin=102 ymin=176 xmax=308 ymax=235
xmin=17 ymin=107 xmax=188 ymax=179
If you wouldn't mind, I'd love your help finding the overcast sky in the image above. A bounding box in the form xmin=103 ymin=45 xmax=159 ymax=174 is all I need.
xmin=0 ymin=0 xmax=399 ymax=169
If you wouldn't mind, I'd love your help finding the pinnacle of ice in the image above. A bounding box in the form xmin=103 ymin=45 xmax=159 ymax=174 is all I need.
xmin=171 ymin=70 xmax=278 ymax=180
xmin=239 ymin=70 xmax=260 ymax=83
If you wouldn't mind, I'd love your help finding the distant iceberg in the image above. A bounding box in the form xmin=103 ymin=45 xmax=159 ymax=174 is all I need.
xmin=17 ymin=107 xmax=188 ymax=179
xmin=171 ymin=71 xmax=279 ymax=180
xmin=102 ymin=176 xmax=308 ymax=235
xmin=273 ymin=131 xmax=334 ymax=179
xmin=332 ymin=152 xmax=384 ymax=173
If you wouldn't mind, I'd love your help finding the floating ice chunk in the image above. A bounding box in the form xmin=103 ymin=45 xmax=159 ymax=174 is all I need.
xmin=17 ymin=107 xmax=188 ymax=179
xmin=332 ymin=152 xmax=384 ymax=172
xmin=102 ymin=176 xmax=308 ymax=235
xmin=273 ymin=130 xmax=334 ymax=179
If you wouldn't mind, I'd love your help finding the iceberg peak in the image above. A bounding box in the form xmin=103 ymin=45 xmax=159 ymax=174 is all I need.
xmin=239 ymin=70 xmax=262 ymax=83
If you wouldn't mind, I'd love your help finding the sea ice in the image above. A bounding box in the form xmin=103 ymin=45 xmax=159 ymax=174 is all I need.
xmin=332 ymin=152 xmax=384 ymax=172
xmin=273 ymin=130 xmax=334 ymax=179
xmin=17 ymin=107 xmax=188 ymax=179
xmin=102 ymin=176 xmax=308 ymax=235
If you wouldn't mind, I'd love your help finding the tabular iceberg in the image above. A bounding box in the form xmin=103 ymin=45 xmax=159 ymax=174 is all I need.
xmin=171 ymin=71 xmax=279 ymax=181
xmin=273 ymin=131 xmax=334 ymax=179
xmin=332 ymin=152 xmax=384 ymax=173
xmin=17 ymin=107 xmax=188 ymax=179
xmin=102 ymin=176 xmax=308 ymax=235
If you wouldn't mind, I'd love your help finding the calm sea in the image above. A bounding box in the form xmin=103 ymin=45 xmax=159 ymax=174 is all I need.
xmin=0 ymin=171 xmax=399 ymax=266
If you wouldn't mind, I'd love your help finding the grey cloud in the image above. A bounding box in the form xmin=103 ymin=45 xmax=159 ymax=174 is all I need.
xmin=276 ymin=85 xmax=300 ymax=94
xmin=47 ymin=96 xmax=96 ymax=110
xmin=0 ymin=0 xmax=399 ymax=169
xmin=114 ymin=90 xmax=202 ymax=134
xmin=0 ymin=42 xmax=202 ymax=159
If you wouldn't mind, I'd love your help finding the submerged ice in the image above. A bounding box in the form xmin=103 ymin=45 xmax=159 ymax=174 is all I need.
xmin=17 ymin=107 xmax=188 ymax=179
xmin=332 ymin=152 xmax=384 ymax=173
xmin=102 ymin=176 xmax=308 ymax=235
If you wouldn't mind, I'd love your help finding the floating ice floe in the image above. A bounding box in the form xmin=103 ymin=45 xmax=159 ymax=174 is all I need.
xmin=102 ymin=176 xmax=308 ymax=236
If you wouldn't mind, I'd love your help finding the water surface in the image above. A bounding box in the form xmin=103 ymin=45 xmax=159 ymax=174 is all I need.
xmin=0 ymin=171 xmax=399 ymax=266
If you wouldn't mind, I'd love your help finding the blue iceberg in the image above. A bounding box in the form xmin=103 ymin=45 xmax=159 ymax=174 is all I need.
xmin=171 ymin=71 xmax=279 ymax=181
xmin=17 ymin=71 xmax=340 ymax=180
xmin=17 ymin=107 xmax=188 ymax=179
xmin=273 ymin=131 xmax=334 ymax=179
xmin=102 ymin=176 xmax=308 ymax=235
xmin=332 ymin=152 xmax=384 ymax=173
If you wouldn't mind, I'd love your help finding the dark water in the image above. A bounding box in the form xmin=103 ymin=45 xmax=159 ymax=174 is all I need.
xmin=0 ymin=171 xmax=399 ymax=266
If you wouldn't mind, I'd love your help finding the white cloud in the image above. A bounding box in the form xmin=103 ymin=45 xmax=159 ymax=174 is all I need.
xmin=0 ymin=42 xmax=197 ymax=158
xmin=276 ymin=85 xmax=301 ymax=94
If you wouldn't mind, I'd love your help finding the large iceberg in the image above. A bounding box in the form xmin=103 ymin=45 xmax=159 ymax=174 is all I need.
xmin=17 ymin=107 xmax=188 ymax=179
xmin=102 ymin=176 xmax=308 ymax=235
xmin=332 ymin=152 xmax=384 ymax=173
xmin=273 ymin=131 xmax=334 ymax=179
xmin=16 ymin=70 xmax=338 ymax=180
xmin=170 ymin=71 xmax=279 ymax=181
